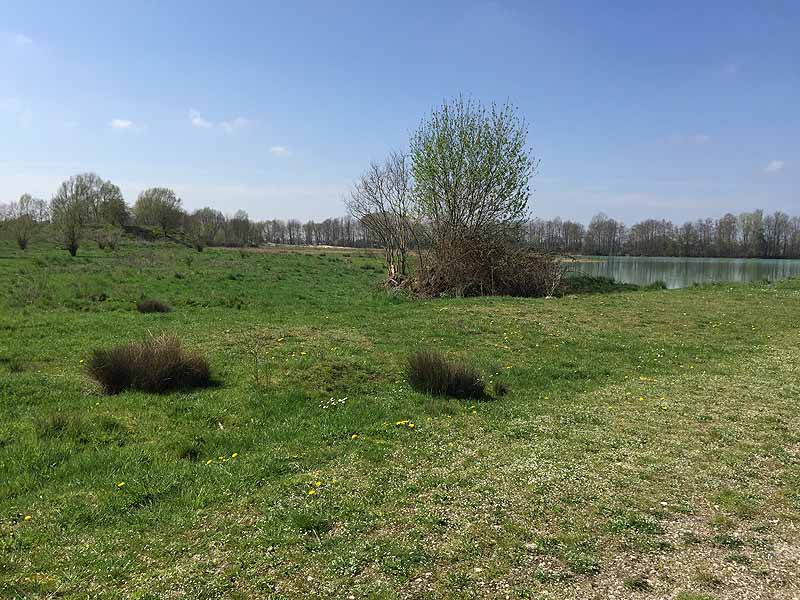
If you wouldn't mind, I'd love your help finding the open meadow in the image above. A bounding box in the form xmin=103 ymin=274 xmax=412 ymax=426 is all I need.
xmin=1 ymin=236 xmax=799 ymax=599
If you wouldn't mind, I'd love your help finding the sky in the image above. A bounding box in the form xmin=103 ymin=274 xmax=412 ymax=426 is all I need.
xmin=1 ymin=0 xmax=797 ymax=224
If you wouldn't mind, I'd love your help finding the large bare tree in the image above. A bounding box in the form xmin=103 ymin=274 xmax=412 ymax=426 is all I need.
xmin=347 ymin=151 xmax=419 ymax=276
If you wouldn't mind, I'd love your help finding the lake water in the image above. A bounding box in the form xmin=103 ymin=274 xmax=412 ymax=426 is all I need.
xmin=571 ymin=256 xmax=800 ymax=289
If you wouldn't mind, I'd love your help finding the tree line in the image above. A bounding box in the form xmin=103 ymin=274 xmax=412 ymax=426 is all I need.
xmin=2 ymin=166 xmax=797 ymax=261
xmin=525 ymin=211 xmax=800 ymax=259
xmin=0 ymin=176 xmax=379 ymax=255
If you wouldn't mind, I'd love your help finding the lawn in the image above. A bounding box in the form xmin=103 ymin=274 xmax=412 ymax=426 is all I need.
xmin=1 ymin=236 xmax=799 ymax=599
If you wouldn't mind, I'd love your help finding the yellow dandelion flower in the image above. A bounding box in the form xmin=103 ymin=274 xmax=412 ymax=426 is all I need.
xmin=395 ymin=420 xmax=408 ymax=426
xmin=408 ymin=423 xmax=415 ymax=429
xmin=23 ymin=515 xmax=32 ymax=521
xmin=116 ymin=481 xmax=125 ymax=488
xmin=231 ymin=453 xmax=239 ymax=458
xmin=307 ymin=489 xmax=316 ymax=496
xmin=218 ymin=456 xmax=225 ymax=460
xmin=315 ymin=480 xmax=322 ymax=487
xmin=206 ymin=459 xmax=213 ymax=465
xmin=639 ymin=396 xmax=645 ymax=401
xmin=351 ymin=434 xmax=358 ymax=440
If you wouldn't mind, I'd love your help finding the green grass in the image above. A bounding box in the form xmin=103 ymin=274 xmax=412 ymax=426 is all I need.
xmin=1 ymin=235 xmax=799 ymax=598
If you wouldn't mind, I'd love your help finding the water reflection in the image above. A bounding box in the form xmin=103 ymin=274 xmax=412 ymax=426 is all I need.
xmin=571 ymin=256 xmax=800 ymax=289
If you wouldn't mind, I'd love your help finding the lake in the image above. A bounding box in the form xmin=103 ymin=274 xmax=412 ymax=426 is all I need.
xmin=570 ymin=256 xmax=800 ymax=289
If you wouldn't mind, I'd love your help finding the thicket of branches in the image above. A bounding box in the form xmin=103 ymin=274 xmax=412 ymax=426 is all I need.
xmin=346 ymin=151 xmax=419 ymax=278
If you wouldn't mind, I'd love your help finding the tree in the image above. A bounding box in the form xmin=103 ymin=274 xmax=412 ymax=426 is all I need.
xmin=98 ymin=181 xmax=129 ymax=226
xmin=9 ymin=193 xmax=37 ymax=250
xmin=403 ymin=97 xmax=559 ymax=297
xmin=410 ymin=96 xmax=537 ymax=249
xmin=51 ymin=175 xmax=97 ymax=256
xmin=229 ymin=210 xmax=253 ymax=247
xmin=189 ymin=207 xmax=226 ymax=250
xmin=347 ymin=151 xmax=418 ymax=276
xmin=134 ymin=188 xmax=183 ymax=235
xmin=585 ymin=213 xmax=625 ymax=255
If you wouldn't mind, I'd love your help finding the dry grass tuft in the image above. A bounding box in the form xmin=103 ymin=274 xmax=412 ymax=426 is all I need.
xmin=87 ymin=333 xmax=211 ymax=394
xmin=136 ymin=298 xmax=172 ymax=313
xmin=407 ymin=348 xmax=487 ymax=400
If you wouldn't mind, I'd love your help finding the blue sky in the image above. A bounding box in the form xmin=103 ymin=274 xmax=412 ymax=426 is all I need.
xmin=1 ymin=1 xmax=797 ymax=222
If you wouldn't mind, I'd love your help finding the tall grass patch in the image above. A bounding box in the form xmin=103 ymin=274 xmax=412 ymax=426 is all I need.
xmin=136 ymin=298 xmax=172 ymax=313
xmin=407 ymin=349 xmax=487 ymax=400
xmin=87 ymin=333 xmax=211 ymax=394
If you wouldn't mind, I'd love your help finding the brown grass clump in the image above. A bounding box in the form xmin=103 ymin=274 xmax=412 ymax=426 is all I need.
xmin=87 ymin=333 xmax=211 ymax=394
xmin=407 ymin=349 xmax=487 ymax=400
xmin=136 ymin=298 xmax=172 ymax=313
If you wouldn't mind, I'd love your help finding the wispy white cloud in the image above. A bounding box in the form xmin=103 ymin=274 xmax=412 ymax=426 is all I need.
xmin=189 ymin=109 xmax=212 ymax=129
xmin=0 ymin=98 xmax=32 ymax=127
xmin=667 ymin=134 xmax=711 ymax=145
xmin=764 ymin=160 xmax=786 ymax=173
xmin=18 ymin=107 xmax=32 ymax=128
xmin=269 ymin=146 xmax=290 ymax=157
xmin=220 ymin=116 xmax=251 ymax=133
xmin=190 ymin=109 xmax=252 ymax=133
xmin=722 ymin=63 xmax=738 ymax=76
xmin=6 ymin=32 xmax=33 ymax=46
xmin=689 ymin=134 xmax=711 ymax=144
xmin=110 ymin=118 xmax=133 ymax=130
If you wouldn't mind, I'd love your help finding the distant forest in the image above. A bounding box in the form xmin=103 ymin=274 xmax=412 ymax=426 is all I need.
xmin=241 ymin=209 xmax=800 ymax=259
xmin=524 ymin=210 xmax=800 ymax=259
xmin=2 ymin=181 xmax=798 ymax=259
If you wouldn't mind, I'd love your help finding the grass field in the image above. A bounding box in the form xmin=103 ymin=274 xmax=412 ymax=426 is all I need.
xmin=1 ymin=236 xmax=799 ymax=599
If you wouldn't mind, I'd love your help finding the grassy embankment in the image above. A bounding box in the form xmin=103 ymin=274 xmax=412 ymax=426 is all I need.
xmin=1 ymin=236 xmax=798 ymax=599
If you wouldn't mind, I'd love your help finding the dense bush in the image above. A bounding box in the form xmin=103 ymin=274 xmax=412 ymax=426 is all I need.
xmin=414 ymin=236 xmax=564 ymax=298
xmin=137 ymin=298 xmax=172 ymax=313
xmin=407 ymin=349 xmax=486 ymax=400
xmin=557 ymin=274 xmax=638 ymax=295
xmin=87 ymin=333 xmax=211 ymax=394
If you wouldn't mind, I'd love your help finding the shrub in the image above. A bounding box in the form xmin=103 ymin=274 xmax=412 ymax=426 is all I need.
xmin=492 ymin=379 xmax=509 ymax=397
xmin=87 ymin=333 xmax=212 ymax=394
xmin=557 ymin=275 xmax=637 ymax=295
xmin=407 ymin=349 xmax=486 ymax=400
xmin=95 ymin=228 xmax=121 ymax=251
xmin=10 ymin=270 xmax=52 ymax=306
xmin=136 ymin=298 xmax=172 ymax=313
xmin=415 ymin=236 xmax=565 ymax=298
